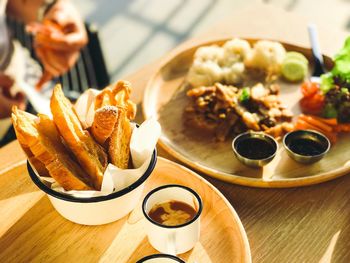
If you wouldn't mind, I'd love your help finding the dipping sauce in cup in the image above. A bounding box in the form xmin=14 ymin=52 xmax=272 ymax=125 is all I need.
xmin=283 ymin=129 xmax=330 ymax=164
xmin=232 ymin=131 xmax=278 ymax=168
xmin=148 ymin=200 xmax=197 ymax=226
xmin=142 ymin=184 xmax=202 ymax=255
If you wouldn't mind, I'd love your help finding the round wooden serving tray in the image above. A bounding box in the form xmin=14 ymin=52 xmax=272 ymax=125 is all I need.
xmin=143 ymin=38 xmax=350 ymax=188
xmin=0 ymin=157 xmax=251 ymax=263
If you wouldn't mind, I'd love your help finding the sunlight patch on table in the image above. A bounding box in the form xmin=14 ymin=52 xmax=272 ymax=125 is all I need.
xmin=0 ymin=191 xmax=43 ymax=236
xmin=318 ymin=230 xmax=341 ymax=263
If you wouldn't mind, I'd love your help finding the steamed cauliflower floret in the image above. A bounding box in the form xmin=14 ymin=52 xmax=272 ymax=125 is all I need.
xmin=222 ymin=62 xmax=245 ymax=84
xmin=244 ymin=40 xmax=286 ymax=75
xmin=220 ymin=38 xmax=252 ymax=67
xmin=187 ymin=60 xmax=222 ymax=87
xmin=187 ymin=38 xmax=287 ymax=87
xmin=194 ymin=45 xmax=223 ymax=63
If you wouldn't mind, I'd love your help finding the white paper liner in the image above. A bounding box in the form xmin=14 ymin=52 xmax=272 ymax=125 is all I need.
xmin=37 ymin=89 xmax=161 ymax=198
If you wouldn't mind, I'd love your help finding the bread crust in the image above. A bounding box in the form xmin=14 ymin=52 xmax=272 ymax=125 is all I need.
xmin=91 ymin=106 xmax=119 ymax=145
xmin=95 ymin=80 xmax=136 ymax=120
xmin=12 ymin=107 xmax=93 ymax=190
xmin=11 ymin=80 xmax=138 ymax=191
xmin=50 ymin=84 xmax=107 ymax=190
xmin=108 ymin=109 xmax=132 ymax=169
xmin=93 ymin=80 xmax=136 ymax=169
xmin=12 ymin=109 xmax=51 ymax=177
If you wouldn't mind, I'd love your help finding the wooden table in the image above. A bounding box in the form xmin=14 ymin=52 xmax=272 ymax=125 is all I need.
xmin=1 ymin=3 xmax=349 ymax=262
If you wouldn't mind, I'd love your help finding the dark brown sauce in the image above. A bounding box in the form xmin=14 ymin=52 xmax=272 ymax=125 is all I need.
xmin=236 ymin=137 xmax=275 ymax=160
xmin=288 ymin=138 xmax=326 ymax=156
xmin=148 ymin=200 xmax=197 ymax=226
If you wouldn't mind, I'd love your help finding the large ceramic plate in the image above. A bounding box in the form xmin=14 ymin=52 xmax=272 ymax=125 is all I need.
xmin=143 ymin=39 xmax=350 ymax=188
xmin=0 ymin=157 xmax=251 ymax=263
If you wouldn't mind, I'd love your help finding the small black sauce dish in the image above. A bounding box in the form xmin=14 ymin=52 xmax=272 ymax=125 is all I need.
xmin=232 ymin=131 xmax=278 ymax=168
xmin=283 ymin=129 xmax=330 ymax=164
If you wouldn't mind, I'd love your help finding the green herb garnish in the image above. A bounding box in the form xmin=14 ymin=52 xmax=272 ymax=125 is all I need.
xmin=320 ymin=73 xmax=334 ymax=94
xmin=239 ymin=87 xmax=250 ymax=102
xmin=332 ymin=36 xmax=350 ymax=82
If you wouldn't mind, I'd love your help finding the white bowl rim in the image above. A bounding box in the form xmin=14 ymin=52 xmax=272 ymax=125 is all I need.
xmin=27 ymin=149 xmax=157 ymax=203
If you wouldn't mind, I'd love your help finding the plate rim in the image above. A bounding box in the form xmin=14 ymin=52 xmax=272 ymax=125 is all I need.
xmin=143 ymin=37 xmax=350 ymax=188
xmin=156 ymin=156 xmax=252 ymax=262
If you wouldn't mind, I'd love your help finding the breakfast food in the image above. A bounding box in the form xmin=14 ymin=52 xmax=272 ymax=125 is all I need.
xmin=108 ymin=109 xmax=133 ymax=169
xmin=95 ymin=80 xmax=136 ymax=120
xmin=91 ymin=106 xmax=119 ymax=145
xmin=93 ymin=80 xmax=136 ymax=169
xmin=12 ymin=109 xmax=50 ymax=178
xmin=11 ymin=80 xmax=137 ymax=191
xmin=51 ymin=85 xmax=108 ymax=190
xmin=12 ymin=108 xmax=92 ymax=190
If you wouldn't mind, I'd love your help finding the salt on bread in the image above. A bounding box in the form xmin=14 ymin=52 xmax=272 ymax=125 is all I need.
xmin=11 ymin=107 xmax=93 ymax=190
xmin=95 ymin=80 xmax=136 ymax=120
xmin=92 ymin=80 xmax=136 ymax=169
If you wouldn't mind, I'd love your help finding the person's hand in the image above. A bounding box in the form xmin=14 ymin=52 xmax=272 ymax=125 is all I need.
xmin=26 ymin=0 xmax=88 ymax=89
xmin=0 ymin=72 xmax=26 ymax=119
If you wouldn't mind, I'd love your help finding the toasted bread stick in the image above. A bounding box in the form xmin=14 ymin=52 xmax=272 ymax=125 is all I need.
xmin=91 ymin=106 xmax=119 ymax=145
xmin=108 ymin=109 xmax=132 ymax=169
xmin=12 ymin=107 xmax=93 ymax=190
xmin=50 ymin=84 xmax=107 ymax=190
xmin=95 ymin=80 xmax=136 ymax=120
xmin=12 ymin=108 xmax=50 ymax=177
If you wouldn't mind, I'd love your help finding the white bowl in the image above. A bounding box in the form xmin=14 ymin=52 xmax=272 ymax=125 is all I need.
xmin=27 ymin=150 xmax=157 ymax=225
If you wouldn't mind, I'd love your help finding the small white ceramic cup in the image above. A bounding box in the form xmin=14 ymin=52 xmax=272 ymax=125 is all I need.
xmin=142 ymin=184 xmax=203 ymax=255
xmin=136 ymin=253 xmax=185 ymax=263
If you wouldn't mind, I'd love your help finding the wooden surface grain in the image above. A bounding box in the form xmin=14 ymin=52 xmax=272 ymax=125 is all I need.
xmin=1 ymin=2 xmax=350 ymax=263
xmin=0 ymin=157 xmax=251 ymax=263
